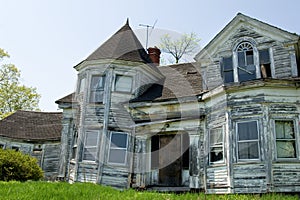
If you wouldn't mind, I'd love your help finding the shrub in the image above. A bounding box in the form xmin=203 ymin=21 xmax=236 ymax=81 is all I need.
xmin=0 ymin=149 xmax=43 ymax=181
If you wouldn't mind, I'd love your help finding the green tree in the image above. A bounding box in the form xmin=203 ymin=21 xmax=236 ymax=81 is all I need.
xmin=0 ymin=49 xmax=40 ymax=119
xmin=159 ymin=32 xmax=200 ymax=64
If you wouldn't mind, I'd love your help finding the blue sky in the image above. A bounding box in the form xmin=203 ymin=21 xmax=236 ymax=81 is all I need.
xmin=0 ymin=0 xmax=299 ymax=111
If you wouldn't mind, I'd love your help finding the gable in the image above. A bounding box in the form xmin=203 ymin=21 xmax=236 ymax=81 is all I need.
xmin=196 ymin=13 xmax=299 ymax=60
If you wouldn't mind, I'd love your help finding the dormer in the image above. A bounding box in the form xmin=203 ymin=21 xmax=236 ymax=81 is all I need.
xmin=73 ymin=19 xmax=164 ymax=104
xmin=195 ymin=13 xmax=300 ymax=90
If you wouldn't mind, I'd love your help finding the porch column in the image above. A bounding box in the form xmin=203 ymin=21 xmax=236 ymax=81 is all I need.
xmin=189 ymin=130 xmax=202 ymax=189
xmin=135 ymin=135 xmax=149 ymax=188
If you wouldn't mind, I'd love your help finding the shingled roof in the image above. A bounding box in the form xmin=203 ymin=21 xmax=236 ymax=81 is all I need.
xmin=132 ymin=62 xmax=204 ymax=102
xmin=85 ymin=19 xmax=152 ymax=63
xmin=0 ymin=110 xmax=62 ymax=141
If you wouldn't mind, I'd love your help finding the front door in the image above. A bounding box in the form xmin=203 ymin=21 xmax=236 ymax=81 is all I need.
xmin=158 ymin=134 xmax=182 ymax=186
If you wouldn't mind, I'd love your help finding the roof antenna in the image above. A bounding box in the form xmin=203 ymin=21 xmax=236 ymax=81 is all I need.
xmin=139 ymin=19 xmax=157 ymax=50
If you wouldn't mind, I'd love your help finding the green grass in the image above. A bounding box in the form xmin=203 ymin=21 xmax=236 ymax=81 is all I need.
xmin=0 ymin=181 xmax=298 ymax=200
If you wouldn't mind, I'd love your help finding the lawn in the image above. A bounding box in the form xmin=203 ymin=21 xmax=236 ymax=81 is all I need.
xmin=0 ymin=181 xmax=298 ymax=200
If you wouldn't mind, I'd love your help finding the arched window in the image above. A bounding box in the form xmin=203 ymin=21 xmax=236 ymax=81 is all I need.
xmin=236 ymin=42 xmax=256 ymax=82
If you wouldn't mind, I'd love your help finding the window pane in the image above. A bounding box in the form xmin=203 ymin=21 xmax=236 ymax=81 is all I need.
xmin=83 ymin=147 xmax=97 ymax=161
xmin=238 ymin=142 xmax=259 ymax=159
xmin=276 ymin=121 xmax=294 ymax=139
xmin=115 ymin=75 xmax=132 ymax=92
xmin=238 ymin=121 xmax=258 ymax=141
xmin=238 ymin=52 xmax=246 ymax=67
xmin=210 ymin=129 xmax=222 ymax=145
xmin=91 ymin=75 xmax=105 ymax=90
xmin=246 ymin=51 xmax=254 ymax=65
xmin=210 ymin=147 xmax=223 ymax=162
xmin=111 ymin=133 xmax=127 ymax=148
xmin=223 ymin=57 xmax=233 ymax=71
xmin=108 ymin=149 xmax=126 ymax=164
xmin=79 ymin=78 xmax=85 ymax=93
xmin=259 ymin=49 xmax=270 ymax=64
xmin=90 ymin=90 xmax=104 ymax=103
xmin=276 ymin=141 xmax=296 ymax=158
xmin=86 ymin=131 xmax=98 ymax=146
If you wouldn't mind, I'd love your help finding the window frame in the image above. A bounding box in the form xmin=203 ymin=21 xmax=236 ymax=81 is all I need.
xmin=274 ymin=119 xmax=298 ymax=160
xmin=209 ymin=127 xmax=224 ymax=165
xmin=89 ymin=74 xmax=106 ymax=103
xmin=108 ymin=131 xmax=128 ymax=166
xmin=236 ymin=120 xmax=260 ymax=162
xmin=114 ymin=74 xmax=133 ymax=93
xmin=82 ymin=130 xmax=100 ymax=162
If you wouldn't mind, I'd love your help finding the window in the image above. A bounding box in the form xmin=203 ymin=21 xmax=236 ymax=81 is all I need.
xmin=209 ymin=128 xmax=224 ymax=163
xmin=259 ymin=49 xmax=272 ymax=78
xmin=236 ymin=42 xmax=256 ymax=82
xmin=78 ymin=77 xmax=86 ymax=93
xmin=90 ymin=75 xmax=105 ymax=103
xmin=237 ymin=121 xmax=259 ymax=160
xmin=72 ymin=128 xmax=78 ymax=160
xmin=115 ymin=75 xmax=132 ymax=93
xmin=11 ymin=146 xmax=19 ymax=151
xmin=0 ymin=144 xmax=4 ymax=149
xmin=221 ymin=56 xmax=234 ymax=83
xmin=83 ymin=130 xmax=99 ymax=161
xmin=108 ymin=132 xmax=128 ymax=165
xmin=275 ymin=120 xmax=296 ymax=159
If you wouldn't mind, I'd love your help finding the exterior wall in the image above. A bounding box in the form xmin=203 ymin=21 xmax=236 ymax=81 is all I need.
xmin=0 ymin=137 xmax=61 ymax=180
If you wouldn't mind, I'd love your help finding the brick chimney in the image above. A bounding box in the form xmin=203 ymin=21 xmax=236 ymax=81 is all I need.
xmin=148 ymin=47 xmax=161 ymax=66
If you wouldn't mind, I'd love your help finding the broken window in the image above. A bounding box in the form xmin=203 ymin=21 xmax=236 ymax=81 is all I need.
xmin=209 ymin=127 xmax=224 ymax=163
xmin=236 ymin=42 xmax=256 ymax=82
xmin=83 ymin=130 xmax=99 ymax=161
xmin=275 ymin=120 xmax=296 ymax=159
xmin=221 ymin=56 xmax=234 ymax=83
xmin=259 ymin=49 xmax=272 ymax=78
xmin=115 ymin=75 xmax=132 ymax=93
xmin=90 ymin=75 xmax=106 ymax=103
xmin=237 ymin=121 xmax=259 ymax=160
xmin=108 ymin=132 xmax=128 ymax=165
xmin=11 ymin=146 xmax=20 ymax=151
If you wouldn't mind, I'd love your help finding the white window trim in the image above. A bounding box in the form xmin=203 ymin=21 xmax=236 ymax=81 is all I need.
xmin=82 ymin=130 xmax=100 ymax=162
xmin=232 ymin=41 xmax=261 ymax=82
xmin=236 ymin=120 xmax=260 ymax=162
xmin=209 ymin=126 xmax=225 ymax=165
xmin=107 ymin=131 xmax=128 ymax=166
xmin=273 ymin=119 xmax=298 ymax=160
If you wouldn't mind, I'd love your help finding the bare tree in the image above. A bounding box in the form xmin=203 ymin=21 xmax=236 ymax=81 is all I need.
xmin=159 ymin=32 xmax=200 ymax=64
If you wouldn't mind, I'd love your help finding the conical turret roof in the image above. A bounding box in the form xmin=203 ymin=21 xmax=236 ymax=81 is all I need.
xmin=86 ymin=19 xmax=152 ymax=63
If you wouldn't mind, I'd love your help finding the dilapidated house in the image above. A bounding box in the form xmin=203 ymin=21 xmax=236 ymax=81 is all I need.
xmin=56 ymin=13 xmax=300 ymax=193
xmin=0 ymin=110 xmax=62 ymax=180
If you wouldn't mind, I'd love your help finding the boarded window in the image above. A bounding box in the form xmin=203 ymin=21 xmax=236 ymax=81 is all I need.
xmin=237 ymin=121 xmax=259 ymax=160
xmin=221 ymin=56 xmax=234 ymax=83
xmin=259 ymin=49 xmax=272 ymax=78
xmin=209 ymin=128 xmax=224 ymax=163
xmin=275 ymin=120 xmax=296 ymax=159
xmin=115 ymin=75 xmax=132 ymax=93
xmin=83 ymin=130 xmax=99 ymax=161
xmin=108 ymin=132 xmax=128 ymax=165
xmin=90 ymin=75 xmax=105 ymax=103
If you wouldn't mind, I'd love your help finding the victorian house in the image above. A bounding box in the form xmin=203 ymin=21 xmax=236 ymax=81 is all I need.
xmin=56 ymin=13 xmax=300 ymax=193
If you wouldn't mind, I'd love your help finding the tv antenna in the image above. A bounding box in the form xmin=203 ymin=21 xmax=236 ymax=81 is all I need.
xmin=139 ymin=19 xmax=157 ymax=50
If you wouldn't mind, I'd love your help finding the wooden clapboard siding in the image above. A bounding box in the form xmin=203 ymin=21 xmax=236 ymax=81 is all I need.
xmin=232 ymin=164 xmax=268 ymax=193
xmin=272 ymin=163 xmax=300 ymax=192
xmin=42 ymin=144 xmax=61 ymax=180
xmin=76 ymin=163 xmax=98 ymax=183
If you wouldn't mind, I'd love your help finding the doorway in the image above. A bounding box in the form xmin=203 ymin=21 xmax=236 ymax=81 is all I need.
xmin=151 ymin=133 xmax=189 ymax=186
